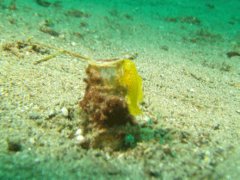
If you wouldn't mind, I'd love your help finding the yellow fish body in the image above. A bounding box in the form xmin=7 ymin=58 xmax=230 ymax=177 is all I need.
xmin=118 ymin=59 xmax=143 ymax=116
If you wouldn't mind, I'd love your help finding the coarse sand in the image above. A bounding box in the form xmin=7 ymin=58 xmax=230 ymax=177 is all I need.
xmin=0 ymin=0 xmax=240 ymax=179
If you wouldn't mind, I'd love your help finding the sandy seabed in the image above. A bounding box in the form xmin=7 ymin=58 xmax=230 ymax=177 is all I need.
xmin=0 ymin=0 xmax=240 ymax=179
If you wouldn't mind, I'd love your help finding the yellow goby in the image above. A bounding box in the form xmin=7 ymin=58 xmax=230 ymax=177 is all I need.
xmin=118 ymin=59 xmax=143 ymax=116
